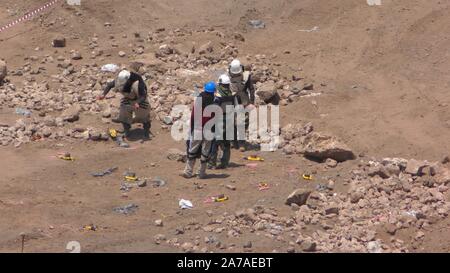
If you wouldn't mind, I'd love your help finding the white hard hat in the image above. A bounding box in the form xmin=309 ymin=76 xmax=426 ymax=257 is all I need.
xmin=218 ymin=74 xmax=231 ymax=85
xmin=229 ymin=59 xmax=243 ymax=74
xmin=116 ymin=70 xmax=131 ymax=89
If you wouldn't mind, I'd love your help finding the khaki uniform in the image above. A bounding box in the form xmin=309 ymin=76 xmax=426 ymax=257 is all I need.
xmin=117 ymin=81 xmax=150 ymax=125
xmin=230 ymin=71 xmax=251 ymax=106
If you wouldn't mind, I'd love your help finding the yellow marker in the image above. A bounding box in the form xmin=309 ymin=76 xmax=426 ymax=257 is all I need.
xmin=83 ymin=225 xmax=96 ymax=231
xmin=245 ymin=156 xmax=264 ymax=162
xmin=109 ymin=129 xmax=117 ymax=138
xmin=125 ymin=175 xmax=138 ymax=182
xmin=59 ymin=156 xmax=75 ymax=161
xmin=302 ymin=174 xmax=313 ymax=180
xmin=215 ymin=196 xmax=229 ymax=202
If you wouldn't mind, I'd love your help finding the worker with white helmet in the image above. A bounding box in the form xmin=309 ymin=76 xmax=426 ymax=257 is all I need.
xmin=208 ymin=74 xmax=235 ymax=169
xmin=98 ymin=69 xmax=151 ymax=140
xmin=228 ymin=59 xmax=256 ymax=151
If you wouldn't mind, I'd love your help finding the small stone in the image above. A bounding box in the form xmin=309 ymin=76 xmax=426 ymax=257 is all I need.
xmin=0 ymin=60 xmax=7 ymax=83
xmin=118 ymin=51 xmax=126 ymax=57
xmin=385 ymin=223 xmax=397 ymax=235
xmin=155 ymin=219 xmax=163 ymax=227
xmin=325 ymin=158 xmax=338 ymax=168
xmin=52 ymin=36 xmax=66 ymax=47
xmin=167 ymin=148 xmax=186 ymax=162
xmin=243 ymin=241 xmax=252 ymax=248
xmin=300 ymin=240 xmax=316 ymax=252
xmin=226 ymin=184 xmax=236 ymax=191
xmin=163 ymin=116 xmax=173 ymax=125
xmin=367 ymin=241 xmax=382 ymax=253
xmin=71 ymin=51 xmax=82 ymax=60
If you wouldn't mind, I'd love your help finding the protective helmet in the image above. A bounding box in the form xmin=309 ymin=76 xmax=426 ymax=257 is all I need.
xmin=116 ymin=70 xmax=131 ymax=90
xmin=204 ymin=81 xmax=217 ymax=93
xmin=229 ymin=59 xmax=243 ymax=74
xmin=218 ymin=74 xmax=231 ymax=85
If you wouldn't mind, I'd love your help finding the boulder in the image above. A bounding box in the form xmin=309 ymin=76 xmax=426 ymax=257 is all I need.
xmin=405 ymin=159 xmax=428 ymax=176
xmin=61 ymin=105 xmax=81 ymax=122
xmin=0 ymin=60 xmax=7 ymax=83
xmin=285 ymin=189 xmax=312 ymax=206
xmin=198 ymin=41 xmax=213 ymax=54
xmin=303 ymin=132 xmax=355 ymax=162
xmin=256 ymin=82 xmax=279 ymax=104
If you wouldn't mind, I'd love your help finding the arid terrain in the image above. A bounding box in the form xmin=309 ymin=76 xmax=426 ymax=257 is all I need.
xmin=0 ymin=0 xmax=449 ymax=253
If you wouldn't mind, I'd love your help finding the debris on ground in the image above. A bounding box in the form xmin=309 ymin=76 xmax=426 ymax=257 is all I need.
xmin=179 ymin=199 xmax=193 ymax=209
xmin=151 ymin=177 xmax=166 ymax=187
xmin=113 ymin=203 xmax=139 ymax=215
xmin=248 ymin=20 xmax=266 ymax=29
xmin=91 ymin=167 xmax=118 ymax=177
xmin=15 ymin=108 xmax=31 ymax=117
xmin=82 ymin=224 xmax=97 ymax=231
xmin=59 ymin=152 xmax=75 ymax=161
xmin=101 ymin=64 xmax=119 ymax=72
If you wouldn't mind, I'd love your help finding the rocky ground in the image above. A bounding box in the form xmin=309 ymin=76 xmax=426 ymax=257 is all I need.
xmin=0 ymin=0 xmax=449 ymax=253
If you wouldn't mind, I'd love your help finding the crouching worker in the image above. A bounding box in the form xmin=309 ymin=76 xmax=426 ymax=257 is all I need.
xmin=98 ymin=70 xmax=151 ymax=140
xmin=208 ymin=74 xmax=234 ymax=169
xmin=181 ymin=81 xmax=217 ymax=179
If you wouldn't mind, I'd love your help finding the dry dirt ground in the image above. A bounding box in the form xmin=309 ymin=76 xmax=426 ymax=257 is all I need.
xmin=0 ymin=0 xmax=449 ymax=252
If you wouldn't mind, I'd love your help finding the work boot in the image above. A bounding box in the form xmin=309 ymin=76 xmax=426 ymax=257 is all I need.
xmin=198 ymin=162 xmax=208 ymax=179
xmin=180 ymin=159 xmax=195 ymax=179
xmin=122 ymin=123 xmax=131 ymax=139
xmin=143 ymin=122 xmax=151 ymax=141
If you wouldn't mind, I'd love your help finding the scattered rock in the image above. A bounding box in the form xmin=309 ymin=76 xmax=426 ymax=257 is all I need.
xmin=243 ymin=241 xmax=252 ymax=248
xmin=61 ymin=105 xmax=81 ymax=122
xmin=167 ymin=148 xmax=187 ymax=162
xmin=71 ymin=51 xmax=82 ymax=60
xmin=303 ymin=132 xmax=355 ymax=162
xmin=367 ymin=241 xmax=382 ymax=253
xmin=325 ymin=158 xmax=338 ymax=168
xmin=405 ymin=159 xmax=428 ymax=176
xmin=52 ymin=36 xmax=66 ymax=47
xmin=0 ymin=60 xmax=7 ymax=83
xmin=256 ymin=82 xmax=280 ymax=105
xmin=300 ymin=239 xmax=316 ymax=252
xmin=285 ymin=189 xmax=312 ymax=206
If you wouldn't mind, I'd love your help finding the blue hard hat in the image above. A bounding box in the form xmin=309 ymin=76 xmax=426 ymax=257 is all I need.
xmin=204 ymin=81 xmax=216 ymax=93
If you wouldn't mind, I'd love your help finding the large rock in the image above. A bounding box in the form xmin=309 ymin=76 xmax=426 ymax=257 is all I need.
xmin=303 ymin=132 xmax=355 ymax=162
xmin=198 ymin=41 xmax=214 ymax=54
xmin=0 ymin=60 xmax=6 ymax=83
xmin=256 ymin=82 xmax=279 ymax=105
xmin=158 ymin=44 xmax=174 ymax=56
xmin=167 ymin=148 xmax=186 ymax=162
xmin=405 ymin=159 xmax=428 ymax=176
xmin=61 ymin=105 xmax=81 ymax=122
xmin=434 ymin=166 xmax=450 ymax=185
xmin=285 ymin=189 xmax=312 ymax=206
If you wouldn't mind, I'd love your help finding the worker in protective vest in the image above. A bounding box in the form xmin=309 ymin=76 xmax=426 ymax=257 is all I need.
xmin=208 ymin=74 xmax=234 ymax=169
xmin=181 ymin=81 xmax=217 ymax=179
xmin=228 ymin=59 xmax=255 ymax=151
xmin=98 ymin=70 xmax=151 ymax=140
